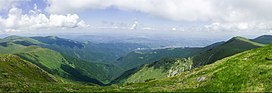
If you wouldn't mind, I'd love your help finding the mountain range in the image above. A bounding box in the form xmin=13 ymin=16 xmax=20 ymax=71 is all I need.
xmin=0 ymin=35 xmax=272 ymax=92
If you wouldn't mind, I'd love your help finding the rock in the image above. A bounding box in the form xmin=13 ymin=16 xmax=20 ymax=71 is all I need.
xmin=197 ymin=76 xmax=206 ymax=82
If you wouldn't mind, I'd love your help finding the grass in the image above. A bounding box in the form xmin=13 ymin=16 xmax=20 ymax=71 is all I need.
xmin=107 ymin=44 xmax=272 ymax=92
xmin=1 ymin=35 xmax=272 ymax=92
xmin=117 ymin=47 xmax=202 ymax=70
xmin=193 ymin=36 xmax=264 ymax=67
xmin=123 ymin=58 xmax=193 ymax=83
xmin=0 ymin=54 xmax=57 ymax=87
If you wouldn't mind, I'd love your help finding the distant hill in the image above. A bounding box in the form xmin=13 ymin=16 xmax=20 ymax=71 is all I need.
xmin=113 ymin=58 xmax=193 ymax=84
xmin=110 ymin=43 xmax=272 ymax=92
xmin=1 ymin=35 xmax=272 ymax=92
xmin=31 ymin=36 xmax=148 ymax=64
xmin=0 ymin=36 xmax=121 ymax=85
xmin=114 ymin=36 xmax=265 ymax=84
xmin=192 ymin=36 xmax=264 ymax=67
xmin=3 ymin=37 xmax=271 ymax=92
xmin=252 ymin=35 xmax=272 ymax=44
xmin=116 ymin=47 xmax=202 ymax=70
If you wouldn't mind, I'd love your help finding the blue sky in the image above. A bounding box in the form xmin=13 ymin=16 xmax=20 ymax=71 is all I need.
xmin=0 ymin=0 xmax=271 ymax=38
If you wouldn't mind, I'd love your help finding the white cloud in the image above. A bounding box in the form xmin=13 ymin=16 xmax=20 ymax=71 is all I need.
xmin=45 ymin=0 xmax=272 ymax=32
xmin=130 ymin=21 xmax=138 ymax=30
xmin=45 ymin=0 xmax=272 ymax=22
xmin=172 ymin=28 xmax=176 ymax=31
xmin=46 ymin=0 xmax=215 ymax=21
xmin=0 ymin=6 xmax=89 ymax=32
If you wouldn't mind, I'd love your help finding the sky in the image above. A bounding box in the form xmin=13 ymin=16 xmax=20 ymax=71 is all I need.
xmin=0 ymin=0 xmax=272 ymax=38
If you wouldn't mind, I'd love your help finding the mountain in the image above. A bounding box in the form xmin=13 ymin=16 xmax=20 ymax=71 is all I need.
xmin=108 ymin=43 xmax=272 ymax=92
xmin=31 ymin=36 xmax=148 ymax=64
xmin=116 ymin=47 xmax=202 ymax=70
xmin=3 ymin=38 xmax=272 ymax=92
xmin=0 ymin=54 xmax=59 ymax=92
xmin=0 ymin=54 xmax=57 ymax=82
xmin=113 ymin=58 xmax=193 ymax=84
xmin=192 ymin=36 xmax=264 ymax=67
xmin=0 ymin=36 xmax=122 ymax=85
xmin=113 ymin=36 xmax=264 ymax=84
xmin=252 ymin=35 xmax=272 ymax=44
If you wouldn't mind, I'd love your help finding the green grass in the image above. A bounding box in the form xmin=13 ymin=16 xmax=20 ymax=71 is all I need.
xmin=0 ymin=54 xmax=57 ymax=85
xmin=193 ymin=36 xmax=264 ymax=67
xmin=1 ymin=36 xmax=272 ymax=92
xmin=122 ymin=58 xmax=193 ymax=83
xmin=3 ymin=41 xmax=272 ymax=92
xmin=0 ymin=37 xmax=113 ymax=85
xmin=107 ymin=44 xmax=272 ymax=92
xmin=252 ymin=35 xmax=272 ymax=44
xmin=15 ymin=47 xmax=72 ymax=77
xmin=117 ymin=47 xmax=202 ymax=70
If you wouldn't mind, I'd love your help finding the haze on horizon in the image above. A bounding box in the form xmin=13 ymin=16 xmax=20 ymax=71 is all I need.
xmin=0 ymin=0 xmax=271 ymax=42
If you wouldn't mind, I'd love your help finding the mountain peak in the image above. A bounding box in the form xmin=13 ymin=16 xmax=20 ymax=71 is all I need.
xmin=230 ymin=36 xmax=248 ymax=41
xmin=46 ymin=36 xmax=59 ymax=40
xmin=4 ymin=35 xmax=24 ymax=40
xmin=252 ymin=35 xmax=272 ymax=44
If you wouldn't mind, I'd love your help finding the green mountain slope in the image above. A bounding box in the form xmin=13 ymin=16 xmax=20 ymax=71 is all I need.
xmin=117 ymin=58 xmax=193 ymax=84
xmin=252 ymin=35 xmax=272 ymax=44
xmin=105 ymin=44 xmax=272 ymax=92
xmin=4 ymin=41 xmax=272 ymax=92
xmin=0 ymin=54 xmax=57 ymax=82
xmin=193 ymin=36 xmax=264 ymax=67
xmin=113 ymin=36 xmax=263 ymax=84
xmin=0 ymin=36 xmax=113 ymax=85
xmin=116 ymin=47 xmax=202 ymax=70
xmin=31 ymin=36 xmax=147 ymax=64
xmin=30 ymin=36 xmax=136 ymax=83
xmin=0 ymin=54 xmax=58 ymax=92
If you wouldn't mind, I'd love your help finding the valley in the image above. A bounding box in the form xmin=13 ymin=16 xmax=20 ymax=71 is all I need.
xmin=0 ymin=35 xmax=272 ymax=92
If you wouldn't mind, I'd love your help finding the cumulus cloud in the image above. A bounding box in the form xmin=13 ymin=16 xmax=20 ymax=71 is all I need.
xmin=46 ymin=0 xmax=215 ymax=21
xmin=130 ymin=21 xmax=138 ymax=30
xmin=45 ymin=0 xmax=272 ymax=22
xmin=45 ymin=0 xmax=272 ymax=32
xmin=0 ymin=6 xmax=89 ymax=32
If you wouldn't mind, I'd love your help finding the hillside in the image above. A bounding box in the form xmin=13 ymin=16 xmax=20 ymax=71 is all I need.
xmin=0 ymin=54 xmax=57 ymax=82
xmin=116 ymin=47 xmax=202 ymax=70
xmin=2 ymin=39 xmax=272 ymax=92
xmin=31 ymin=36 xmax=148 ymax=64
xmin=0 ymin=54 xmax=58 ymax=92
xmin=115 ymin=58 xmax=193 ymax=84
xmin=112 ymin=36 xmax=264 ymax=84
xmin=104 ymin=43 xmax=272 ymax=92
xmin=0 ymin=36 xmax=120 ymax=85
xmin=192 ymin=36 xmax=264 ymax=67
xmin=252 ymin=35 xmax=272 ymax=44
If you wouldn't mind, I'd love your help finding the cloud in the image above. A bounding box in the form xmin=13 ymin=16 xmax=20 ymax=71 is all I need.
xmin=45 ymin=0 xmax=272 ymax=22
xmin=0 ymin=0 xmax=29 ymax=10
xmin=45 ymin=0 xmax=215 ymax=21
xmin=130 ymin=21 xmax=138 ymax=30
xmin=0 ymin=6 xmax=89 ymax=32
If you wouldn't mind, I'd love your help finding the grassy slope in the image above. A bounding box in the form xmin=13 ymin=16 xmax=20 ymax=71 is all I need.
xmin=3 ymin=41 xmax=272 ymax=92
xmin=252 ymin=35 xmax=272 ymax=44
xmin=0 ymin=36 xmax=108 ymax=85
xmin=110 ymin=44 xmax=272 ymax=92
xmin=0 ymin=54 xmax=58 ymax=92
xmin=117 ymin=47 xmax=202 ymax=70
xmin=193 ymin=36 xmax=264 ymax=67
xmin=30 ymin=36 xmax=125 ymax=81
xmin=122 ymin=58 xmax=193 ymax=83
xmin=31 ymin=36 xmax=147 ymax=64
xmin=114 ymin=36 xmax=263 ymax=84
